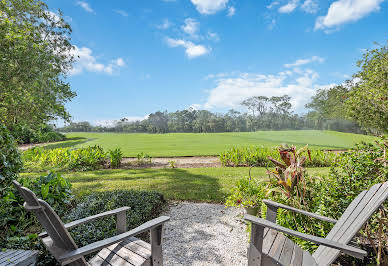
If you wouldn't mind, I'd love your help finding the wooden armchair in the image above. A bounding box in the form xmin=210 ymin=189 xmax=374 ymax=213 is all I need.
xmin=245 ymin=182 xmax=388 ymax=266
xmin=13 ymin=181 xmax=170 ymax=266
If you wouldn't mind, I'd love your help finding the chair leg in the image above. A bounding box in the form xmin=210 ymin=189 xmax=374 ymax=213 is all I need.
xmin=248 ymin=223 xmax=265 ymax=266
xmin=151 ymin=225 xmax=164 ymax=266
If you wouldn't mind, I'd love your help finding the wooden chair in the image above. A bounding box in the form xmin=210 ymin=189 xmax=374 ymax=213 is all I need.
xmin=245 ymin=182 xmax=388 ymax=266
xmin=13 ymin=181 xmax=170 ymax=266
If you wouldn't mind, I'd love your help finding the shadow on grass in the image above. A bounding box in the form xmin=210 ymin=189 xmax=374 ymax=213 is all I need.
xmin=70 ymin=168 xmax=224 ymax=202
xmin=43 ymin=137 xmax=95 ymax=150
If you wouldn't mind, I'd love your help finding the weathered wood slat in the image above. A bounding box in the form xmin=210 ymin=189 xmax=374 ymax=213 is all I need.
xmin=106 ymin=244 xmax=147 ymax=266
xmin=118 ymin=238 xmax=151 ymax=260
xmin=302 ymin=250 xmax=317 ymax=266
xmin=263 ymin=200 xmax=337 ymax=223
xmin=289 ymin=244 xmax=303 ymax=266
xmin=314 ymin=182 xmax=388 ymax=265
xmin=0 ymin=250 xmax=26 ymax=264
xmin=262 ymin=229 xmax=278 ymax=254
xmin=279 ymin=237 xmax=295 ymax=265
xmin=0 ymin=250 xmax=38 ymax=266
xmin=97 ymin=248 xmax=139 ymax=266
xmin=268 ymin=232 xmax=286 ymax=260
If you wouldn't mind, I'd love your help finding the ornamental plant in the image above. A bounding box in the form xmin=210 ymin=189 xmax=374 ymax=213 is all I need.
xmin=226 ymin=176 xmax=266 ymax=209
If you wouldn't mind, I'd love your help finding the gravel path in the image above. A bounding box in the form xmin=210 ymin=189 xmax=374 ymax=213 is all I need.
xmin=122 ymin=156 xmax=221 ymax=169
xmin=162 ymin=202 xmax=248 ymax=265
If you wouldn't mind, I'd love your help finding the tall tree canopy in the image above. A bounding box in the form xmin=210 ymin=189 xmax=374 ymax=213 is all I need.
xmin=346 ymin=44 xmax=388 ymax=133
xmin=0 ymin=0 xmax=76 ymax=130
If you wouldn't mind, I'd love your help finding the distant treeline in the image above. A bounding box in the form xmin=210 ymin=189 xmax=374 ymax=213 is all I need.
xmin=58 ymin=95 xmax=365 ymax=134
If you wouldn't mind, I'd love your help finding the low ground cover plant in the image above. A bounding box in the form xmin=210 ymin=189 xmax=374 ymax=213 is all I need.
xmin=22 ymin=145 xmax=107 ymax=172
xmin=108 ymin=148 xmax=123 ymax=168
xmin=219 ymin=145 xmax=336 ymax=168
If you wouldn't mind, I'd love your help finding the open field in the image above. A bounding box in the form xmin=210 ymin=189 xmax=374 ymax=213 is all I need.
xmin=22 ymin=167 xmax=330 ymax=202
xmin=45 ymin=130 xmax=377 ymax=157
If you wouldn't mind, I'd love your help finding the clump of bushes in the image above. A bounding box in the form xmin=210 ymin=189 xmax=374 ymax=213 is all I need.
xmin=22 ymin=146 xmax=106 ymax=171
xmin=65 ymin=190 xmax=166 ymax=247
xmin=266 ymin=138 xmax=387 ymax=264
xmin=219 ymin=146 xmax=336 ymax=167
xmin=22 ymin=146 xmax=125 ymax=171
xmin=10 ymin=123 xmax=65 ymax=144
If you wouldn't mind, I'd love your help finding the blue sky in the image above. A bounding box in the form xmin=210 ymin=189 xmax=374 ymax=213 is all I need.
xmin=47 ymin=0 xmax=388 ymax=125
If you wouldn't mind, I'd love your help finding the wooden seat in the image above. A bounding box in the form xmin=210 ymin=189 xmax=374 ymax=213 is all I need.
xmin=245 ymin=182 xmax=388 ymax=266
xmin=13 ymin=181 xmax=170 ymax=266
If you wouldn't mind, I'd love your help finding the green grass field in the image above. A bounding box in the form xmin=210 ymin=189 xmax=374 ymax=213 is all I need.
xmin=47 ymin=130 xmax=376 ymax=157
xmin=22 ymin=167 xmax=330 ymax=202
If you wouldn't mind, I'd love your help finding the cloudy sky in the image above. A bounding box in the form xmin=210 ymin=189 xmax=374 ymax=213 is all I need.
xmin=48 ymin=0 xmax=388 ymax=125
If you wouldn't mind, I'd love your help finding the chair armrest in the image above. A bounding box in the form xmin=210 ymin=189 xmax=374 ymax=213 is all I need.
xmin=39 ymin=207 xmax=130 ymax=238
xmin=263 ymin=199 xmax=337 ymax=224
xmin=59 ymin=216 xmax=170 ymax=265
xmin=244 ymin=214 xmax=366 ymax=259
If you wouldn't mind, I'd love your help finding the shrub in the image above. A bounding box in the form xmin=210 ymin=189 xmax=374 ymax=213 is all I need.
xmin=22 ymin=145 xmax=107 ymax=172
xmin=10 ymin=123 xmax=65 ymax=144
xmin=2 ymin=172 xmax=73 ymax=265
xmin=136 ymin=152 xmax=152 ymax=165
xmin=226 ymin=176 xmax=266 ymax=209
xmin=65 ymin=190 xmax=166 ymax=247
xmin=266 ymin=138 xmax=387 ymax=264
xmin=109 ymin=148 xmax=123 ymax=168
xmin=219 ymin=146 xmax=335 ymax=168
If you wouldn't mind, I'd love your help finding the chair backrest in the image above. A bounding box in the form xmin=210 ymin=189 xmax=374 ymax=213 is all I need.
xmin=13 ymin=181 xmax=87 ymax=265
xmin=313 ymin=182 xmax=388 ymax=266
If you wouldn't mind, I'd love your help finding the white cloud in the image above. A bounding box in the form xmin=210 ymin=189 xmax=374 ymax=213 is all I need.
xmin=190 ymin=0 xmax=229 ymax=14
xmin=207 ymin=31 xmax=220 ymax=42
xmin=181 ymin=18 xmax=200 ymax=38
xmin=69 ymin=46 xmax=125 ymax=75
xmin=113 ymin=9 xmax=128 ymax=17
xmin=267 ymin=1 xmax=280 ymax=9
xmin=204 ymin=69 xmax=329 ymax=113
xmin=76 ymin=1 xmax=95 ymax=13
xmin=301 ymin=0 xmax=319 ymax=13
xmin=157 ymin=19 xmax=172 ymax=30
xmin=278 ymin=0 xmax=300 ymax=13
xmin=315 ymin=0 xmax=384 ymax=31
xmin=166 ymin=38 xmax=209 ymax=58
xmin=227 ymin=6 xmax=236 ymax=16
xmin=284 ymin=56 xmax=325 ymax=68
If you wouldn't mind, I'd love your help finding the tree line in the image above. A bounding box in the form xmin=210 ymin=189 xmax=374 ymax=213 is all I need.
xmin=59 ymin=95 xmax=365 ymax=134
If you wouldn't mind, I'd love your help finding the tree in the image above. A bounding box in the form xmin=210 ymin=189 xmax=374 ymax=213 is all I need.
xmin=0 ymin=0 xmax=76 ymax=130
xmin=241 ymin=96 xmax=269 ymax=116
xmin=305 ymin=83 xmax=350 ymax=119
xmin=346 ymin=43 xmax=388 ymax=133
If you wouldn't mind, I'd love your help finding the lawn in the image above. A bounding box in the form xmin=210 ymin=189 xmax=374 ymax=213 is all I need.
xmin=22 ymin=167 xmax=330 ymax=202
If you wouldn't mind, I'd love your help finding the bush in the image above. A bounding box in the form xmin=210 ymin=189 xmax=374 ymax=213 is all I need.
xmin=266 ymin=138 xmax=387 ymax=264
xmin=10 ymin=123 xmax=65 ymax=144
xmin=65 ymin=190 xmax=166 ymax=248
xmin=226 ymin=176 xmax=266 ymax=209
xmin=1 ymin=172 xmax=73 ymax=265
xmin=219 ymin=146 xmax=335 ymax=168
xmin=22 ymin=145 xmax=107 ymax=172
xmin=109 ymin=148 xmax=123 ymax=168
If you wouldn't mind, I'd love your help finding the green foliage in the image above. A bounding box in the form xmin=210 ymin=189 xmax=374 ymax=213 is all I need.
xmin=109 ymin=148 xmax=123 ymax=168
xmin=347 ymin=43 xmax=388 ymax=133
xmin=22 ymin=145 xmax=107 ymax=172
xmin=225 ymin=176 xmax=266 ymax=208
xmin=1 ymin=172 xmax=73 ymax=265
xmin=0 ymin=0 xmax=76 ymax=130
xmin=267 ymin=137 xmax=388 ymax=260
xmin=11 ymin=123 xmax=65 ymax=144
xmin=136 ymin=152 xmax=152 ymax=165
xmin=65 ymin=190 xmax=166 ymax=247
xmin=168 ymin=160 xmax=176 ymax=168
xmin=219 ymin=146 xmax=335 ymax=168
xmin=0 ymin=123 xmax=23 ymax=190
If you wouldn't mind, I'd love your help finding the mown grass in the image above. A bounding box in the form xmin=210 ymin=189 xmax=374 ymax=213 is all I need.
xmin=48 ymin=130 xmax=376 ymax=157
xmin=21 ymin=167 xmax=330 ymax=202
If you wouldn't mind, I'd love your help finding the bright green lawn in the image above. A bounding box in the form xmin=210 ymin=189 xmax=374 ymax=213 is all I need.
xmin=47 ymin=130 xmax=376 ymax=157
xmin=22 ymin=167 xmax=330 ymax=202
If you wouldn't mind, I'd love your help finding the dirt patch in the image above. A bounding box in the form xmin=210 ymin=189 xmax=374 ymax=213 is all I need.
xmin=18 ymin=142 xmax=48 ymax=151
xmin=122 ymin=156 xmax=221 ymax=169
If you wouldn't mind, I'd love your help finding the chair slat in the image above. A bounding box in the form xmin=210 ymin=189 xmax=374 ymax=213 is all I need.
xmin=314 ymin=182 xmax=388 ymax=265
xmin=302 ymin=250 xmax=317 ymax=266
xmin=262 ymin=229 xmax=278 ymax=254
xmin=268 ymin=232 xmax=287 ymax=260
xmin=279 ymin=237 xmax=295 ymax=265
xmin=289 ymin=244 xmax=303 ymax=266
